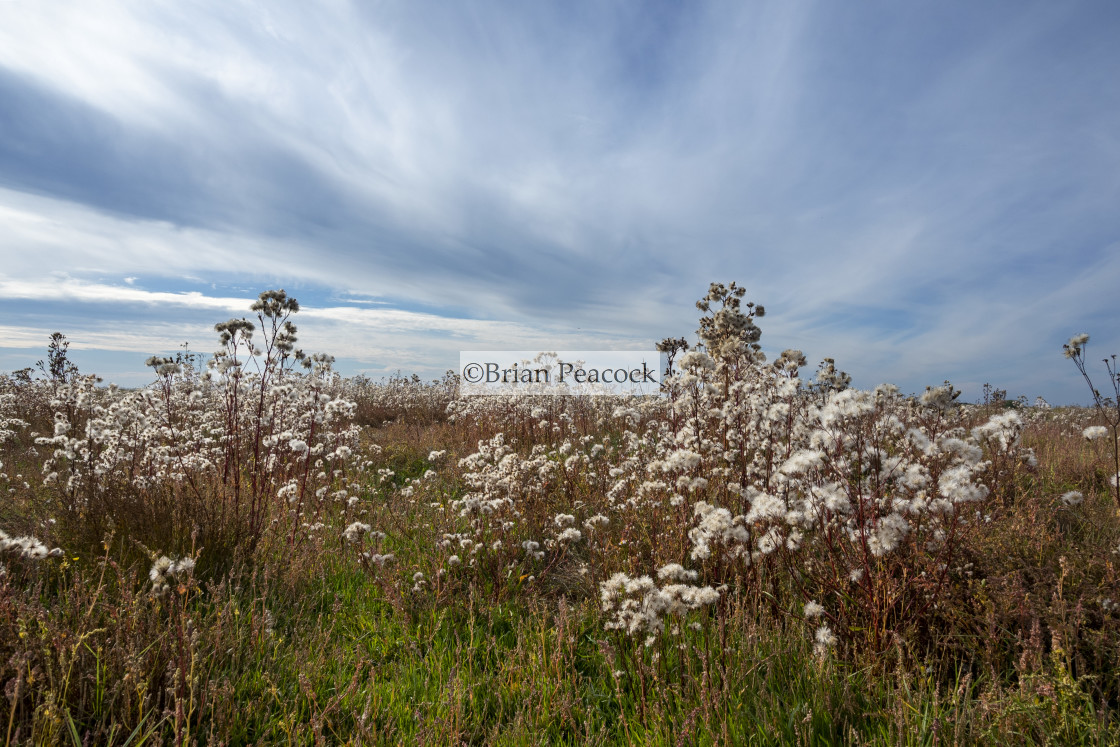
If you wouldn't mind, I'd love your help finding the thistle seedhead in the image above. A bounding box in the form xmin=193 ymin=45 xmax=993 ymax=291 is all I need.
xmin=275 ymin=321 xmax=298 ymax=353
xmin=774 ymin=349 xmax=807 ymax=376
xmin=811 ymin=358 xmax=851 ymax=395
xmin=145 ymin=356 xmax=183 ymax=378
xmin=251 ymin=289 xmax=300 ymax=319
xmin=1063 ymin=333 xmax=1090 ymax=359
xmin=214 ymin=318 xmax=255 ymax=346
xmin=695 ymin=281 xmax=764 ymax=364
xmin=36 ymin=332 xmax=79 ymax=385
xmin=919 ymin=381 xmax=961 ymax=412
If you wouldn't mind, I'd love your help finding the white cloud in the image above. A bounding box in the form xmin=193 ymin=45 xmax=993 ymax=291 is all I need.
xmin=0 ymin=1 xmax=1117 ymax=402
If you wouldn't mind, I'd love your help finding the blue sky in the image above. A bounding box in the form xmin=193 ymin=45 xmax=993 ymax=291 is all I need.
xmin=0 ymin=0 xmax=1117 ymax=403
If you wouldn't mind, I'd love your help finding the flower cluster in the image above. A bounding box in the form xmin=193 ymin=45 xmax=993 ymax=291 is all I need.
xmin=0 ymin=528 xmax=62 ymax=561
xmin=600 ymin=568 xmax=721 ymax=640
xmin=149 ymin=555 xmax=196 ymax=596
xmin=30 ymin=292 xmax=364 ymax=551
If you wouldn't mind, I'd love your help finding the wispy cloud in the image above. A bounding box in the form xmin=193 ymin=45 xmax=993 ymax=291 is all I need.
xmin=1 ymin=0 xmax=1118 ymax=401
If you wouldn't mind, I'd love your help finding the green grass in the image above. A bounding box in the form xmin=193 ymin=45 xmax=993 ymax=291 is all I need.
xmin=14 ymin=548 xmax=1112 ymax=745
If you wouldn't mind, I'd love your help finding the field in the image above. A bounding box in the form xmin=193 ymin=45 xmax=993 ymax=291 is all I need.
xmin=2 ymin=286 xmax=1120 ymax=745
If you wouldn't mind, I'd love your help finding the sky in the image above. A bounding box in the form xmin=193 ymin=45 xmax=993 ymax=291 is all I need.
xmin=0 ymin=0 xmax=1118 ymax=403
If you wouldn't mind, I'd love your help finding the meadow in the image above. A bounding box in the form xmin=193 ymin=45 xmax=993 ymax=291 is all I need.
xmin=2 ymin=285 xmax=1120 ymax=745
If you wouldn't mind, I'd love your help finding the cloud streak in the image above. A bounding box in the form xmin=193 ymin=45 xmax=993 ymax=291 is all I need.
xmin=1 ymin=0 xmax=1118 ymax=401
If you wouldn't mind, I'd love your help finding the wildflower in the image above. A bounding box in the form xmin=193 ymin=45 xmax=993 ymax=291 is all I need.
xmin=558 ymin=528 xmax=582 ymax=543
xmin=584 ymin=514 xmax=609 ymax=530
xmin=365 ymin=553 xmax=395 ymax=566
xmin=657 ymin=563 xmax=698 ymax=583
xmin=554 ymin=513 xmax=576 ymax=527
xmin=599 ymin=572 xmax=629 ymax=611
xmin=688 ymin=501 xmax=749 ymax=561
xmin=757 ymin=527 xmax=782 ymax=555
xmin=938 ymin=465 xmax=988 ymax=504
xmin=1084 ymin=426 xmax=1109 ymax=441
xmin=148 ymin=554 xmax=195 ymax=596
xmin=149 ymin=555 xmax=173 ymax=583
xmin=678 ymin=350 xmax=715 ymax=371
xmin=171 ymin=557 xmax=195 ymax=575
xmin=662 ymin=450 xmax=701 ymax=472
xmin=972 ymin=411 xmax=1023 ymax=453
xmin=599 ymin=572 xmax=720 ymax=637
xmin=785 ymin=528 xmax=803 ymax=550
xmin=343 ymin=522 xmax=371 ymax=542
xmin=277 ymin=481 xmax=300 ymax=501
xmin=814 ymin=625 xmax=837 ymax=655
xmin=919 ymin=385 xmax=957 ymax=411
xmin=1061 ymin=491 xmax=1084 ymax=506
xmin=1064 ymin=333 xmax=1089 ymax=358
xmin=0 ymin=529 xmax=62 ymax=561
xmin=803 ymin=601 xmax=824 ymax=619
xmin=780 ymin=450 xmax=825 ymax=476
xmin=866 ymin=513 xmax=910 ymax=557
